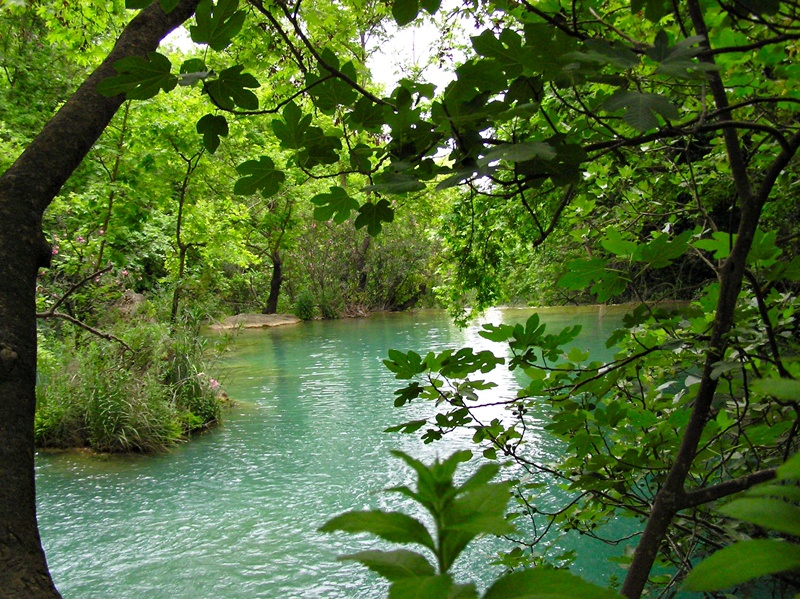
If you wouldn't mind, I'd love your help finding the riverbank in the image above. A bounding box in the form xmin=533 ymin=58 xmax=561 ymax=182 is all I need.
xmin=208 ymin=313 xmax=301 ymax=331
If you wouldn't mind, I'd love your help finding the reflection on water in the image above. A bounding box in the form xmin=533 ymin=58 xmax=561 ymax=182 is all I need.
xmin=36 ymin=307 xmax=631 ymax=598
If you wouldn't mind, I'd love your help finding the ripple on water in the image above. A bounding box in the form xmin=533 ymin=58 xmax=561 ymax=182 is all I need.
xmin=37 ymin=309 xmax=629 ymax=598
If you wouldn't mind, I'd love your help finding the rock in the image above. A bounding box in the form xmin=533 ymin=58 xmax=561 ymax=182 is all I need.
xmin=115 ymin=289 xmax=146 ymax=318
xmin=207 ymin=313 xmax=301 ymax=331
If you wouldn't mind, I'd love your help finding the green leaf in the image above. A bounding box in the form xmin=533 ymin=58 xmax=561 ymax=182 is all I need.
xmin=478 ymin=142 xmax=555 ymax=166
xmin=339 ymin=549 xmax=436 ymax=582
xmin=355 ymin=200 xmax=395 ymax=236
xmin=513 ymin=141 xmax=586 ymax=186
xmin=720 ymin=497 xmax=800 ymax=536
xmin=389 ymin=450 xmax=457 ymax=511
xmin=435 ymin=167 xmax=490 ymax=191
xmin=178 ymin=58 xmax=210 ymax=86
xmin=434 ymin=450 xmax=474 ymax=480
xmin=450 ymin=583 xmax=479 ymax=599
xmin=633 ymin=231 xmax=691 ymax=268
xmin=568 ymin=39 xmax=640 ymax=70
xmin=557 ymin=258 xmax=609 ymax=290
xmin=392 ymin=0 xmax=420 ymax=26
xmin=348 ymin=97 xmax=388 ymax=132
xmin=483 ymin=568 xmax=622 ymax=599
xmin=732 ymin=0 xmax=782 ymax=15
xmin=419 ymin=0 xmax=441 ymax=14
xmin=393 ymin=382 xmax=425 ymax=407
xmin=389 ymin=575 xmax=454 ymax=599
xmin=190 ymin=0 xmax=246 ymax=51
xmin=350 ymin=144 xmax=373 ymax=173
xmin=683 ymin=540 xmax=800 ymax=591
xmin=602 ymin=91 xmax=679 ymax=131
xmin=205 ymin=65 xmax=259 ymax=110
xmin=364 ymin=173 xmax=426 ymax=195
xmin=479 ymin=323 xmax=514 ymax=343
xmin=196 ymin=114 xmax=228 ymax=153
xmin=457 ymin=463 xmax=501 ymax=494
xmin=96 ymin=52 xmax=177 ymax=100
xmin=319 ymin=510 xmax=436 ymax=551
xmin=310 ymin=187 xmax=359 ymax=224
xmin=385 ymin=419 xmax=428 ymax=434
xmin=125 ymin=0 xmax=152 ymax=8
xmin=747 ymin=228 xmax=781 ymax=265
xmin=778 ymin=452 xmax=800 ymax=480
xmin=693 ymin=232 xmax=734 ymax=260
xmin=631 ymin=0 xmax=671 ymax=22
xmin=471 ymin=29 xmax=529 ymax=77
xmin=297 ymin=126 xmax=342 ymax=167
xmin=751 ymin=378 xmax=800 ymax=402
xmin=601 ymin=227 xmax=637 ymax=257
xmin=437 ymin=348 xmax=503 ymax=378
xmin=384 ymin=350 xmax=425 ymax=379
xmin=306 ymin=61 xmax=359 ymax=113
xmin=271 ymin=102 xmax=312 ymax=149
xmin=766 ymin=255 xmax=800 ymax=282
xmin=180 ymin=60 xmax=207 ymax=74
xmin=439 ymin=481 xmax=515 ymax=570
xmin=234 ymin=156 xmax=285 ymax=198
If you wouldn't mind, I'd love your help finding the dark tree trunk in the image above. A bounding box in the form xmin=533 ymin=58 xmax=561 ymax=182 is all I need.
xmin=0 ymin=2 xmax=200 ymax=596
xmin=355 ymin=235 xmax=370 ymax=293
xmin=171 ymin=245 xmax=188 ymax=324
xmin=264 ymin=251 xmax=283 ymax=314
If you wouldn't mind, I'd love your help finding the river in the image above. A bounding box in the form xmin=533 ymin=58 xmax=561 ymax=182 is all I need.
xmin=36 ymin=307 xmax=631 ymax=598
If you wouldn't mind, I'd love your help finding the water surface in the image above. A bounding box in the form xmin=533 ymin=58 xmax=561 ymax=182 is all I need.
xmin=36 ymin=307 xmax=630 ymax=598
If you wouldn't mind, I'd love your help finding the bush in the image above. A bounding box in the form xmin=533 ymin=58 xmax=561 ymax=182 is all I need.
xmin=293 ymin=290 xmax=316 ymax=320
xmin=35 ymin=317 xmax=226 ymax=452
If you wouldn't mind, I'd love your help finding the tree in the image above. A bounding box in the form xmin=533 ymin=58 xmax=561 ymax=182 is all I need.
xmin=376 ymin=1 xmax=800 ymax=597
xmin=1 ymin=0 xmax=393 ymax=592
xmin=0 ymin=2 xmax=202 ymax=596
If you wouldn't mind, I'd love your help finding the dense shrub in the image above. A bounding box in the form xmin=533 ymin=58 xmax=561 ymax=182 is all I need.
xmin=293 ymin=289 xmax=316 ymax=320
xmin=35 ymin=318 xmax=226 ymax=452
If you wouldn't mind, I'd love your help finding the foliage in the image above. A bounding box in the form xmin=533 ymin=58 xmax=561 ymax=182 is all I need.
xmin=684 ymin=433 xmax=800 ymax=592
xmin=321 ymin=450 xmax=622 ymax=599
xmin=3 ymin=0 xmax=800 ymax=596
xmin=293 ymin=289 xmax=316 ymax=320
xmin=385 ymin=232 xmax=800 ymax=592
xmin=35 ymin=311 xmax=226 ymax=452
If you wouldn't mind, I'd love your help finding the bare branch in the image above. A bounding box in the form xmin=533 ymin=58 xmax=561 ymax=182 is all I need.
xmin=36 ymin=312 xmax=132 ymax=353
xmin=680 ymin=468 xmax=778 ymax=509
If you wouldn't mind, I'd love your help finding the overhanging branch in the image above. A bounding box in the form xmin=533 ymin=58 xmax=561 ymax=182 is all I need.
xmin=680 ymin=468 xmax=777 ymax=509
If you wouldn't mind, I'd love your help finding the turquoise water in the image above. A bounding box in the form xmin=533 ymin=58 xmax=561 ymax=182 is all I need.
xmin=36 ymin=307 xmax=630 ymax=598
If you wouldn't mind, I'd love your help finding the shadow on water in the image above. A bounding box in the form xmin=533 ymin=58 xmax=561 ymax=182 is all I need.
xmin=36 ymin=307 xmax=636 ymax=598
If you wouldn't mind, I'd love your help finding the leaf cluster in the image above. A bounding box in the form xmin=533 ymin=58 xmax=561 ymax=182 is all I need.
xmin=320 ymin=450 xmax=621 ymax=599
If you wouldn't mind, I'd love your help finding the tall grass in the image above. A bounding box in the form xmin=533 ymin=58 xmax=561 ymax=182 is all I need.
xmin=36 ymin=317 xmax=226 ymax=453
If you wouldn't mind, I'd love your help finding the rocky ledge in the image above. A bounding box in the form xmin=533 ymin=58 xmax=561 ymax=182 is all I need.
xmin=208 ymin=313 xmax=301 ymax=331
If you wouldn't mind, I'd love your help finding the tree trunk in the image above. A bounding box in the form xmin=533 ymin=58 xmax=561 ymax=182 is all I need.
xmin=264 ymin=250 xmax=283 ymax=314
xmin=0 ymin=2 xmax=200 ymax=596
xmin=171 ymin=245 xmax=188 ymax=324
xmin=619 ymin=1 xmax=800 ymax=595
xmin=355 ymin=234 xmax=370 ymax=293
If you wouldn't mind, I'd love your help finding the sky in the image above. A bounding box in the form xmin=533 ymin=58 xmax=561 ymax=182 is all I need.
xmin=163 ymin=4 xmax=468 ymax=95
xmin=366 ymin=15 xmax=460 ymax=93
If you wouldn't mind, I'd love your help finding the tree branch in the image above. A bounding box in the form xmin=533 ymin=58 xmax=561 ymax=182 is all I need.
xmin=680 ymin=468 xmax=777 ymax=509
xmin=46 ymin=265 xmax=114 ymax=314
xmin=35 ymin=312 xmax=132 ymax=353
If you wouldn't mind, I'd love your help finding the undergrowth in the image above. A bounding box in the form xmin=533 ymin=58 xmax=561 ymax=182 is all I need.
xmin=35 ymin=313 xmax=228 ymax=453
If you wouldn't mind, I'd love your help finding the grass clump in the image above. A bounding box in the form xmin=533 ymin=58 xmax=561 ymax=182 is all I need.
xmin=35 ymin=317 xmax=226 ymax=453
xmin=293 ymin=289 xmax=316 ymax=320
